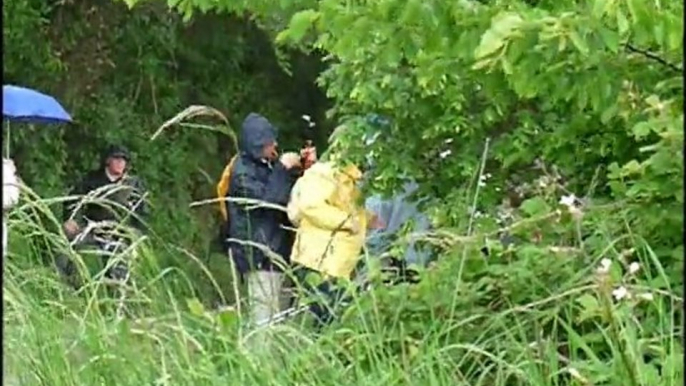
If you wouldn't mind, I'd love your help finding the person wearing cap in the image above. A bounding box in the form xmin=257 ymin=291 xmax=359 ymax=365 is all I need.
xmin=63 ymin=144 xmax=147 ymax=234
xmin=60 ymin=145 xmax=147 ymax=281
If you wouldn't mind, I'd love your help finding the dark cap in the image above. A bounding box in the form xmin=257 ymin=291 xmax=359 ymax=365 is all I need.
xmin=102 ymin=145 xmax=131 ymax=166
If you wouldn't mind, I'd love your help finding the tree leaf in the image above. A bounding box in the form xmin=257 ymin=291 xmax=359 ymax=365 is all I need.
xmin=474 ymin=13 xmax=524 ymax=59
xmin=632 ymin=121 xmax=653 ymax=138
xmin=569 ymin=30 xmax=590 ymax=55
xmin=501 ymin=56 xmax=514 ymax=74
xmin=667 ymin=16 xmax=684 ymax=50
xmin=277 ymin=9 xmax=320 ymax=44
xmin=600 ymin=104 xmax=618 ymax=123
xmin=616 ymin=9 xmax=630 ymax=34
xmin=598 ymin=27 xmax=620 ymax=52
xmin=520 ymin=197 xmax=551 ymax=217
xmin=622 ymin=159 xmax=643 ymax=175
xmin=592 ymin=0 xmax=609 ymax=19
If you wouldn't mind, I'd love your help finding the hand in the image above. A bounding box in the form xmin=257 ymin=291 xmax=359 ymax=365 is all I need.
xmin=63 ymin=219 xmax=80 ymax=237
xmin=300 ymin=145 xmax=317 ymax=169
xmin=279 ymin=152 xmax=301 ymax=170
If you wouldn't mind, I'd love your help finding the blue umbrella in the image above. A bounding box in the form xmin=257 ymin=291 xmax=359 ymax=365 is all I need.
xmin=3 ymin=85 xmax=72 ymax=123
xmin=3 ymin=85 xmax=72 ymax=157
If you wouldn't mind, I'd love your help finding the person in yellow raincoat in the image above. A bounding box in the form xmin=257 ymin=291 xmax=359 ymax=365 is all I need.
xmin=286 ymin=125 xmax=382 ymax=327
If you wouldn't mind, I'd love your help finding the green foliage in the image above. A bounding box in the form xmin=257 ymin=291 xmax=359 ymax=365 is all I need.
xmin=4 ymin=203 xmax=683 ymax=385
xmin=267 ymin=0 xmax=682 ymax=259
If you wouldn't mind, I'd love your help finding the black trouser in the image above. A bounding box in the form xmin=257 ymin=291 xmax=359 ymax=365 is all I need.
xmin=292 ymin=266 xmax=351 ymax=330
xmin=56 ymin=238 xmax=129 ymax=288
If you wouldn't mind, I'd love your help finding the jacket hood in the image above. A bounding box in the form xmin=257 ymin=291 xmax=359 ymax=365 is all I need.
xmin=240 ymin=113 xmax=277 ymax=160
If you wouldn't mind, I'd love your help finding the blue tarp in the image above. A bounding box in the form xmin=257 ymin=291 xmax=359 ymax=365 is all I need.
xmin=365 ymin=181 xmax=432 ymax=266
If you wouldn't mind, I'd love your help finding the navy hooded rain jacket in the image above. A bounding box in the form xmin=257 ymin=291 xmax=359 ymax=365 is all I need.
xmin=226 ymin=113 xmax=297 ymax=275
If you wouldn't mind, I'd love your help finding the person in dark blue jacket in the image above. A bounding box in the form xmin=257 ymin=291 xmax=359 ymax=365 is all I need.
xmin=224 ymin=113 xmax=302 ymax=325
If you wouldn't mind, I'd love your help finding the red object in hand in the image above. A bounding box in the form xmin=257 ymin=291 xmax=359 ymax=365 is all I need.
xmin=300 ymin=141 xmax=317 ymax=170
xmin=369 ymin=214 xmax=386 ymax=230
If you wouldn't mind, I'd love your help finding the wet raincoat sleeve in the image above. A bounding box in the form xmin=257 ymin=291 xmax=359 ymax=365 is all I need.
xmin=3 ymin=158 xmax=21 ymax=255
xmin=288 ymin=172 xmax=357 ymax=232
xmin=232 ymin=161 xmax=293 ymax=206
xmin=3 ymin=159 xmax=20 ymax=210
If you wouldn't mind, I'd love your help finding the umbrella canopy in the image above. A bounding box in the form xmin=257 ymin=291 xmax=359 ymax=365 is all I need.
xmin=3 ymin=85 xmax=72 ymax=124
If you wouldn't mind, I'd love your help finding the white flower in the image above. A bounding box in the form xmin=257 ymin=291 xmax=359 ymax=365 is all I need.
xmin=612 ymin=286 xmax=631 ymax=301
xmin=478 ymin=181 xmax=486 ymax=187
xmin=628 ymin=262 xmax=640 ymax=274
xmin=559 ymin=194 xmax=577 ymax=208
xmin=439 ymin=149 xmax=452 ymax=159
xmin=561 ymin=194 xmax=583 ymax=219
xmin=444 ymin=138 xmax=454 ymax=144
xmin=637 ymin=292 xmax=654 ymax=301
xmin=597 ymin=258 xmax=612 ymax=274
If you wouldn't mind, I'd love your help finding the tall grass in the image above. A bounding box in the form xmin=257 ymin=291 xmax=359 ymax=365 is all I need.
xmin=4 ymin=158 xmax=683 ymax=385
xmin=4 ymin=201 xmax=683 ymax=385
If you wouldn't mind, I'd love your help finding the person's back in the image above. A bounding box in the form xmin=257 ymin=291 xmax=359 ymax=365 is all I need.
xmin=285 ymin=125 xmax=384 ymax=329
xmin=288 ymin=161 xmax=370 ymax=279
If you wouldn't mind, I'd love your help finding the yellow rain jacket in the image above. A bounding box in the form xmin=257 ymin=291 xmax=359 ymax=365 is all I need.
xmin=287 ymin=161 xmax=372 ymax=280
